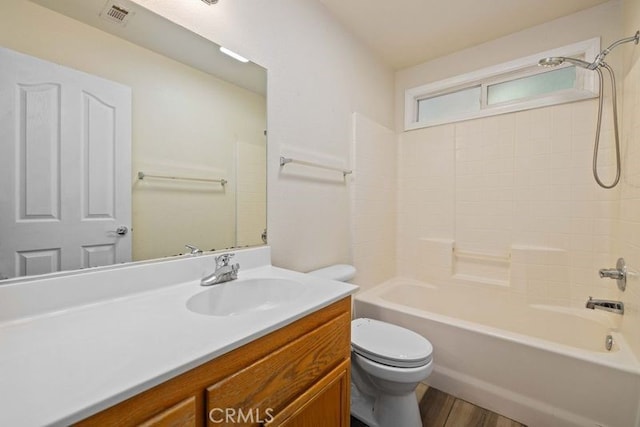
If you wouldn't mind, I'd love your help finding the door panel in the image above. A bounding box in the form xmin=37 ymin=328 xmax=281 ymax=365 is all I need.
xmin=83 ymin=92 xmax=116 ymax=218
xmin=16 ymin=248 xmax=61 ymax=277
xmin=0 ymin=46 xmax=132 ymax=279
xmin=18 ymin=83 xmax=61 ymax=220
xmin=81 ymin=244 xmax=116 ymax=269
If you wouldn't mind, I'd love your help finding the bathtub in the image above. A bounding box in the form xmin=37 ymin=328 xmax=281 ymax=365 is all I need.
xmin=354 ymin=278 xmax=640 ymax=427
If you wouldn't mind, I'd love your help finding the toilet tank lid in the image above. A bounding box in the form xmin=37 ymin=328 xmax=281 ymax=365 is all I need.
xmin=307 ymin=264 xmax=356 ymax=281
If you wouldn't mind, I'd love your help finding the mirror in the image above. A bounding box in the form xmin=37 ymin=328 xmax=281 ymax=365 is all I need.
xmin=0 ymin=0 xmax=267 ymax=280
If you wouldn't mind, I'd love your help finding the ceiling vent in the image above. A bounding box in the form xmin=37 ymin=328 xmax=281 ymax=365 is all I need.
xmin=100 ymin=1 xmax=134 ymax=26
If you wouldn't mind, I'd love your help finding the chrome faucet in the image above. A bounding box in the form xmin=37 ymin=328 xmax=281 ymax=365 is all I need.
xmin=585 ymin=296 xmax=624 ymax=315
xmin=599 ymin=258 xmax=627 ymax=291
xmin=185 ymin=244 xmax=203 ymax=256
xmin=201 ymin=253 xmax=239 ymax=286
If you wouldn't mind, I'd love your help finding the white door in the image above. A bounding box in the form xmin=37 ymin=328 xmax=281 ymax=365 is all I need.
xmin=0 ymin=47 xmax=132 ymax=279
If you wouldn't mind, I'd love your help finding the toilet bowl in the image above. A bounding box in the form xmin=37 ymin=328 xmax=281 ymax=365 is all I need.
xmin=307 ymin=265 xmax=434 ymax=427
xmin=350 ymin=318 xmax=433 ymax=427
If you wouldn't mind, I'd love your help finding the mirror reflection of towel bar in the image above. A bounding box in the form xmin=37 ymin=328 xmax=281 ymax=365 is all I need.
xmin=137 ymin=171 xmax=227 ymax=185
xmin=279 ymin=156 xmax=352 ymax=177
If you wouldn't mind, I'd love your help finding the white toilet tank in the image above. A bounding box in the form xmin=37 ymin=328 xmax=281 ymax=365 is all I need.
xmin=307 ymin=264 xmax=356 ymax=282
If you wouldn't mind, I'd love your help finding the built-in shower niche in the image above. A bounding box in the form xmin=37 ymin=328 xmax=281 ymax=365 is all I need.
xmin=413 ymin=238 xmax=571 ymax=304
xmin=452 ymin=246 xmax=510 ymax=286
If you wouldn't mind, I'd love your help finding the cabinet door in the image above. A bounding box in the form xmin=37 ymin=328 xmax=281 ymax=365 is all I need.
xmin=206 ymin=312 xmax=350 ymax=426
xmin=138 ymin=396 xmax=196 ymax=427
xmin=265 ymin=360 xmax=350 ymax=427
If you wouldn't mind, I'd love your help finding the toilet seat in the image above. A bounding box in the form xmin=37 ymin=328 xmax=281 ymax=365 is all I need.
xmin=351 ymin=318 xmax=433 ymax=368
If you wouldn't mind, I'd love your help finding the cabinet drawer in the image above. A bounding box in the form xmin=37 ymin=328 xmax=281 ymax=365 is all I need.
xmin=205 ymin=311 xmax=350 ymax=425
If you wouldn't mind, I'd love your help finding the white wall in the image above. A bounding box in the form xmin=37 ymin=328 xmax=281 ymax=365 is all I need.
xmin=351 ymin=113 xmax=397 ymax=290
xmin=130 ymin=0 xmax=396 ymax=273
xmin=395 ymin=1 xmax=624 ymax=308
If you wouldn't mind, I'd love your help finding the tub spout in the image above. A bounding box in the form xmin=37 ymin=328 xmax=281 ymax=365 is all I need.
xmin=585 ymin=296 xmax=624 ymax=315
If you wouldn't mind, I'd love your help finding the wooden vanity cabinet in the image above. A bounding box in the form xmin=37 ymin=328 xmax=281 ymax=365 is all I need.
xmin=138 ymin=397 xmax=197 ymax=427
xmin=265 ymin=361 xmax=350 ymax=427
xmin=75 ymin=297 xmax=351 ymax=427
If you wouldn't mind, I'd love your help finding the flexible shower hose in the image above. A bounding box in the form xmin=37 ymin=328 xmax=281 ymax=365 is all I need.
xmin=592 ymin=62 xmax=621 ymax=189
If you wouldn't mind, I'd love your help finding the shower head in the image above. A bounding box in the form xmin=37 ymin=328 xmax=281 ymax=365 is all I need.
xmin=538 ymin=56 xmax=593 ymax=69
xmin=539 ymin=31 xmax=640 ymax=72
xmin=538 ymin=57 xmax=565 ymax=67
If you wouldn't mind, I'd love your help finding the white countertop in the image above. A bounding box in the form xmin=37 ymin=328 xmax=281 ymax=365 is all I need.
xmin=0 ymin=248 xmax=357 ymax=426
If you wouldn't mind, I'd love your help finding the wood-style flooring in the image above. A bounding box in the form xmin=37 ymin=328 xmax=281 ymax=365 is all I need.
xmin=350 ymin=383 xmax=526 ymax=427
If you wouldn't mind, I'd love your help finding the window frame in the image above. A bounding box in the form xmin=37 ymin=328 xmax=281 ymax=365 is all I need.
xmin=404 ymin=38 xmax=601 ymax=130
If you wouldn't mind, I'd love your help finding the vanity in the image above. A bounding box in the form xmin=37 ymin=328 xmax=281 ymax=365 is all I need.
xmin=0 ymin=247 xmax=357 ymax=426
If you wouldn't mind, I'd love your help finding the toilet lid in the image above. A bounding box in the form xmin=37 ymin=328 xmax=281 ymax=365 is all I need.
xmin=351 ymin=318 xmax=433 ymax=368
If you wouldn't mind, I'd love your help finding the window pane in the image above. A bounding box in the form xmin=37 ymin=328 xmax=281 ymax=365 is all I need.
xmin=417 ymin=86 xmax=481 ymax=123
xmin=487 ymin=66 xmax=576 ymax=105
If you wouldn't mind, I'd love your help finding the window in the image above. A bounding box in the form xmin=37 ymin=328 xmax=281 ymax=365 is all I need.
xmin=404 ymin=38 xmax=600 ymax=130
xmin=417 ymin=86 xmax=481 ymax=123
xmin=486 ymin=66 xmax=576 ymax=106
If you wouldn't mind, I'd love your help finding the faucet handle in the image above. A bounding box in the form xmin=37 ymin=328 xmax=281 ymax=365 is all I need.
xmin=599 ymin=268 xmax=623 ymax=279
xmin=215 ymin=253 xmax=234 ymax=267
xmin=185 ymin=244 xmax=203 ymax=255
xmin=598 ymin=257 xmax=627 ymax=291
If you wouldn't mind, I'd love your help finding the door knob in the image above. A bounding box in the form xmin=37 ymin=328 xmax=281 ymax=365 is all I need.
xmin=115 ymin=226 xmax=129 ymax=236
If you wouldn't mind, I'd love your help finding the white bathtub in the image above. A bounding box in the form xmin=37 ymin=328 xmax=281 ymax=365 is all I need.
xmin=354 ymin=278 xmax=640 ymax=427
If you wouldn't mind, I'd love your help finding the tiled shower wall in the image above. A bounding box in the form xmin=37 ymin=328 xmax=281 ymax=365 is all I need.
xmin=397 ymin=98 xmax=620 ymax=308
xmin=236 ymin=137 xmax=267 ymax=247
xmin=617 ymin=0 xmax=640 ymax=361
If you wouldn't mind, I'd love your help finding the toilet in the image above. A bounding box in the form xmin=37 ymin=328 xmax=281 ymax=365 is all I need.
xmin=308 ymin=265 xmax=434 ymax=427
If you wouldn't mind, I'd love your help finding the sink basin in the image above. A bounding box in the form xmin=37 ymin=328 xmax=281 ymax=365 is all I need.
xmin=186 ymin=278 xmax=307 ymax=316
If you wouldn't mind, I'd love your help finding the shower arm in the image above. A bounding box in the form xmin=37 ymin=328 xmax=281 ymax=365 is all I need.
xmin=591 ymin=31 xmax=640 ymax=69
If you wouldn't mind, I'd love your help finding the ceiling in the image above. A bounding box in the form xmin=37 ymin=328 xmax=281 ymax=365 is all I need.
xmin=318 ymin=0 xmax=612 ymax=69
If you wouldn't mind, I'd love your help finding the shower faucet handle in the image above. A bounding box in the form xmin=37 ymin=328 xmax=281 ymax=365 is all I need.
xmin=599 ymin=268 xmax=623 ymax=280
xmin=598 ymin=257 xmax=626 ymax=291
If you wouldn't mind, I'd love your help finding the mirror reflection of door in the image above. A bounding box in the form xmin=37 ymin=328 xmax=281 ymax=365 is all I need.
xmin=0 ymin=0 xmax=267 ymax=281
xmin=0 ymin=46 xmax=132 ymax=278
